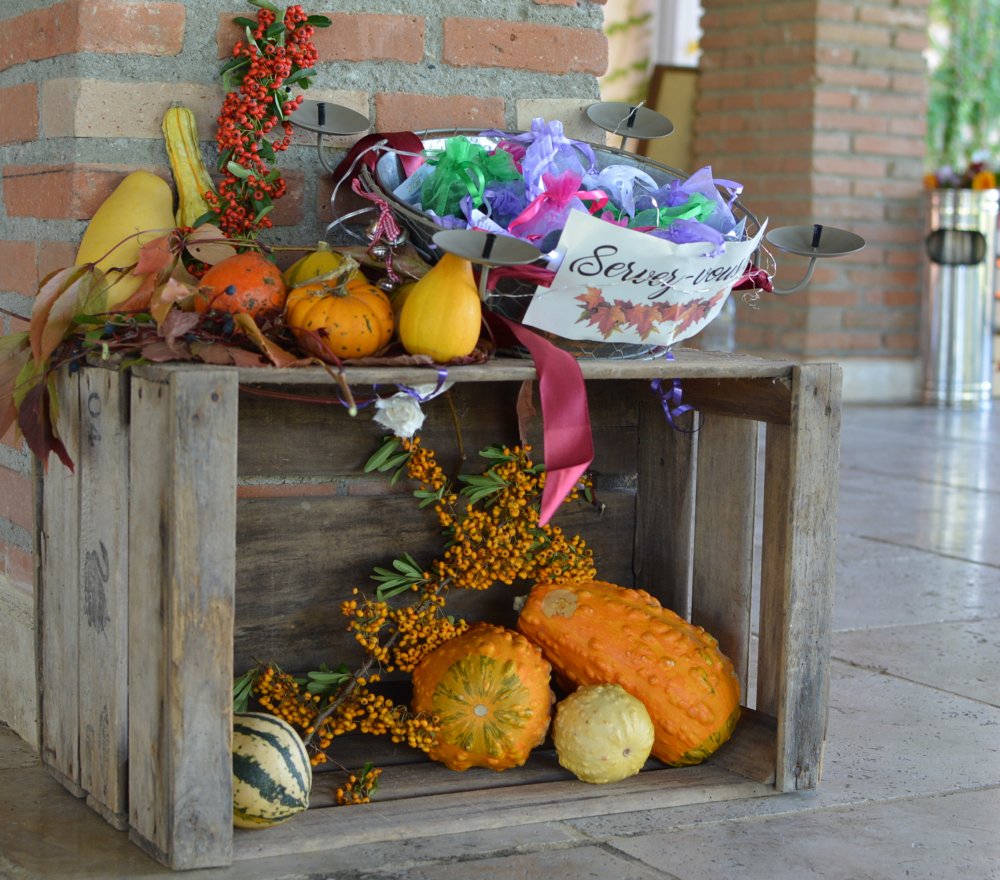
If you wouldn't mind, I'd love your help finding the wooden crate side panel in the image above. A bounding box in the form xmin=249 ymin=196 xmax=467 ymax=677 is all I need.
xmin=234 ymin=485 xmax=635 ymax=672
xmin=691 ymin=413 xmax=758 ymax=696
xmin=38 ymin=368 xmax=82 ymax=792
xmin=128 ymin=369 xmax=239 ymax=870
xmin=757 ymin=364 xmax=841 ymax=792
xmin=77 ymin=368 xmax=129 ymax=827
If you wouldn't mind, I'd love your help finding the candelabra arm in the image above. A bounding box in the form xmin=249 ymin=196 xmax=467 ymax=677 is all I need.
xmin=771 ymin=257 xmax=819 ymax=296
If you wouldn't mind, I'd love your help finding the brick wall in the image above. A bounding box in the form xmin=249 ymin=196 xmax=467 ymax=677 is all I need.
xmin=0 ymin=0 xmax=608 ymax=744
xmin=695 ymin=0 xmax=930 ymax=374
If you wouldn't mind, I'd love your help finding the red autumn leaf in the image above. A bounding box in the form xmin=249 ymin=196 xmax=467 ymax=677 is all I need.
xmin=191 ymin=342 xmax=269 ymax=367
xmin=655 ymin=301 xmax=684 ymax=325
xmin=595 ymin=301 xmax=628 ymax=338
xmin=33 ymin=269 xmax=107 ymax=367
xmin=574 ymin=286 xmax=605 ymax=313
xmin=158 ymin=309 xmax=200 ymax=348
xmin=232 ymin=313 xmax=300 ymax=367
xmin=150 ymin=277 xmax=197 ymax=326
xmin=134 ymin=234 xmax=176 ymax=276
xmin=624 ymin=303 xmax=662 ymax=339
xmin=113 ymin=272 xmax=160 ymax=315
xmin=29 ymin=266 xmax=93 ymax=363
xmin=16 ymin=379 xmax=73 ymax=473
xmin=141 ymin=340 xmax=196 ymax=362
xmin=675 ymin=299 xmax=713 ymax=334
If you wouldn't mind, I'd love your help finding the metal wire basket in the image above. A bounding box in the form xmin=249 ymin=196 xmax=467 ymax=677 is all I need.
xmin=360 ymin=129 xmax=765 ymax=360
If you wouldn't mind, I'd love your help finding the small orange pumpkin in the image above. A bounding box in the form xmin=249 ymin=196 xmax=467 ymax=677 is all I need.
xmin=195 ymin=252 xmax=287 ymax=321
xmin=284 ymin=276 xmax=394 ymax=361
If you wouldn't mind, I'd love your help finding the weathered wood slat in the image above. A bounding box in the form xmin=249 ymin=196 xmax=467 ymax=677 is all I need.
xmin=222 ymin=350 xmax=795 ymax=389
xmin=37 ymin=368 xmax=82 ymax=794
xmin=757 ymin=364 xmax=841 ymax=791
xmin=681 ymin=376 xmax=793 ymax=425
xmin=304 ymin=707 xmax=777 ymax=810
xmin=236 ymin=756 xmax=777 ymax=862
xmin=634 ymin=388 xmax=695 ymax=615
xmin=127 ymin=368 xmax=239 ymax=870
xmin=77 ymin=368 xmax=130 ymax=829
xmin=691 ymin=413 xmax=759 ymax=693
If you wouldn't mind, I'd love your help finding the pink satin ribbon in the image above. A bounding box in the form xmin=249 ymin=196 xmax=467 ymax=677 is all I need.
xmin=486 ymin=314 xmax=594 ymax=525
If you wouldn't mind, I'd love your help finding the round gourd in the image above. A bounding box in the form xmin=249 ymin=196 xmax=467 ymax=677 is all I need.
xmin=282 ymin=241 xmax=359 ymax=288
xmin=517 ymin=580 xmax=741 ymax=767
xmin=398 ymin=253 xmax=482 ymax=362
xmin=74 ymin=170 xmax=176 ymax=307
xmin=552 ymin=684 xmax=655 ymax=784
xmin=411 ymin=623 xmax=553 ymax=772
xmin=195 ymin=252 xmax=287 ymax=321
xmin=232 ymin=712 xmax=312 ymax=829
xmin=284 ymin=276 xmax=394 ymax=361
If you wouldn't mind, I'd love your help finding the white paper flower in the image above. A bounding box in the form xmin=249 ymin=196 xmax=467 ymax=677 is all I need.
xmin=373 ymin=392 xmax=426 ymax=438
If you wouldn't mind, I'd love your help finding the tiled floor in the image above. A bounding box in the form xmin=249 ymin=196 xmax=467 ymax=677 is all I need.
xmin=2 ymin=404 xmax=999 ymax=880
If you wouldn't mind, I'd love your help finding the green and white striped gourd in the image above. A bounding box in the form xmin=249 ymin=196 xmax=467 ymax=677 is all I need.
xmin=232 ymin=712 xmax=312 ymax=829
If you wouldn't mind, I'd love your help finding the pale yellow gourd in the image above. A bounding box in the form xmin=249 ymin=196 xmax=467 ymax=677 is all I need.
xmin=74 ymin=170 xmax=175 ymax=307
xmin=552 ymin=684 xmax=655 ymax=784
xmin=398 ymin=253 xmax=482 ymax=362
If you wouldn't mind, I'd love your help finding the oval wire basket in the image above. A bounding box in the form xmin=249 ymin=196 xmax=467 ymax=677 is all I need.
xmin=360 ymin=129 xmax=766 ymax=360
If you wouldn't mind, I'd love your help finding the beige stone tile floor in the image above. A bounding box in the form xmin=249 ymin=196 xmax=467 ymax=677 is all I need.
xmin=2 ymin=404 xmax=999 ymax=880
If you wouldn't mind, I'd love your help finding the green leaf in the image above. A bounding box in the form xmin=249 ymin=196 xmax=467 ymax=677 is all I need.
xmin=304 ymin=664 xmax=352 ymax=696
xmin=477 ymin=446 xmax=515 ymax=461
xmin=248 ymin=0 xmax=281 ymax=13
xmin=265 ymin=22 xmax=286 ymax=40
xmin=307 ymin=14 xmax=332 ymax=27
xmin=252 ymin=204 xmax=274 ymax=225
xmin=364 ymin=436 xmax=402 ymax=472
xmin=233 ymin=668 xmax=255 ymax=712
xmin=414 ymin=488 xmax=442 ymax=509
xmin=226 ymin=160 xmax=252 ymax=179
xmin=283 ymin=67 xmax=312 ymax=87
xmin=231 ymin=17 xmax=257 ymax=30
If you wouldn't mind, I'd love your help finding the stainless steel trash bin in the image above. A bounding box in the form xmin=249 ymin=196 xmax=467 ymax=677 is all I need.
xmin=921 ymin=188 xmax=998 ymax=407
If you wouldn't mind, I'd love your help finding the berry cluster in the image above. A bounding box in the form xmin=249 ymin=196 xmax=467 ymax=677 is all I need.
xmin=342 ymin=437 xmax=596 ymax=675
xmin=250 ymin=663 xmax=437 ymax=768
xmin=206 ymin=1 xmax=328 ymax=239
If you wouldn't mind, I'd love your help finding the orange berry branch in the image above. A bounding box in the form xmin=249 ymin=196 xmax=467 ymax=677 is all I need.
xmin=234 ymin=434 xmax=598 ymax=803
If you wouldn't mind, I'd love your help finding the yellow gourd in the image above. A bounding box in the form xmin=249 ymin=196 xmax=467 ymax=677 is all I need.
xmin=161 ymin=106 xmax=217 ymax=228
xmin=74 ymin=170 xmax=175 ymax=307
xmin=552 ymin=684 xmax=655 ymax=784
xmin=398 ymin=253 xmax=482 ymax=362
xmin=282 ymin=241 xmax=358 ymax=288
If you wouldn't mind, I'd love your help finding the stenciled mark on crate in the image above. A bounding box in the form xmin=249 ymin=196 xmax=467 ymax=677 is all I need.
xmin=83 ymin=540 xmax=111 ymax=634
xmin=86 ymin=391 xmax=102 ymax=448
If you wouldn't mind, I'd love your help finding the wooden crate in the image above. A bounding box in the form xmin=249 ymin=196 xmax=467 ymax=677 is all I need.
xmin=36 ymin=352 xmax=841 ymax=870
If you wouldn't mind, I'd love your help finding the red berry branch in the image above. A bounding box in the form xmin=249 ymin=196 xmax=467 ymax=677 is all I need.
xmin=205 ymin=0 xmax=330 ymax=239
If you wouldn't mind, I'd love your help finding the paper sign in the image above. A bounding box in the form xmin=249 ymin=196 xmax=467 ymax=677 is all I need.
xmin=522 ymin=210 xmax=767 ymax=347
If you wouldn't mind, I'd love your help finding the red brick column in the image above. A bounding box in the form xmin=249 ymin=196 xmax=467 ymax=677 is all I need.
xmin=695 ymin=0 xmax=930 ymax=373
